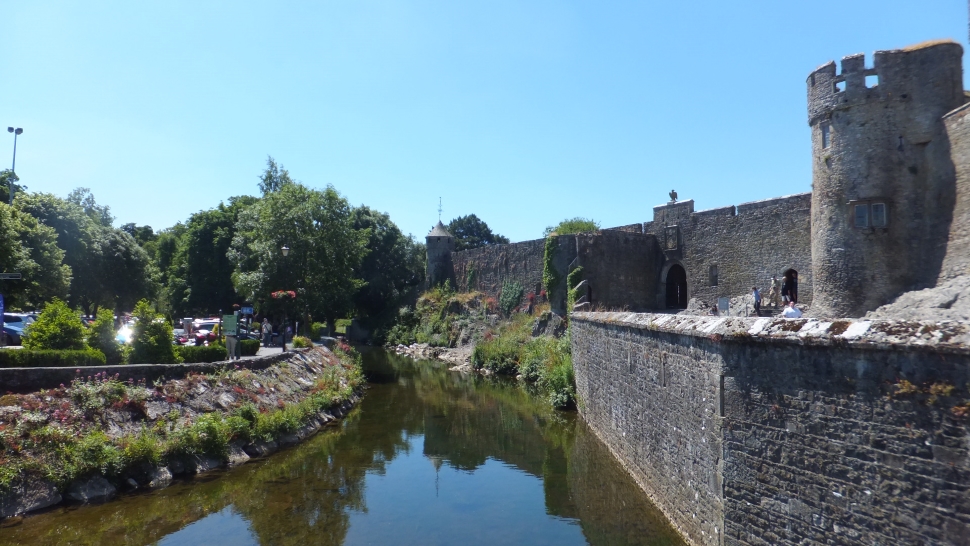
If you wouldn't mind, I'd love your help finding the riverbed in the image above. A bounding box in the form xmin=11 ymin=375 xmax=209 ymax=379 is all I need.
xmin=0 ymin=348 xmax=684 ymax=545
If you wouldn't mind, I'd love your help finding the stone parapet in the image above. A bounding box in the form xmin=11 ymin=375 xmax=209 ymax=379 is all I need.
xmin=572 ymin=311 xmax=970 ymax=546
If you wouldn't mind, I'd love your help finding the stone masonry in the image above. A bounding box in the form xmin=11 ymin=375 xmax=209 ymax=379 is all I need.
xmin=572 ymin=311 xmax=970 ymax=546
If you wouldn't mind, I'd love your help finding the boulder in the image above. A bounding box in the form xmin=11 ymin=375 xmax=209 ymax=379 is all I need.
xmin=66 ymin=475 xmax=116 ymax=503
xmin=0 ymin=477 xmax=62 ymax=518
xmin=243 ymin=440 xmax=278 ymax=458
xmin=227 ymin=442 xmax=251 ymax=467
xmin=184 ymin=455 xmax=222 ymax=474
xmin=148 ymin=466 xmax=172 ymax=489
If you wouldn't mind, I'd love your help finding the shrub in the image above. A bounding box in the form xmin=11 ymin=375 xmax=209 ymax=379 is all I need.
xmin=128 ymin=300 xmax=180 ymax=364
xmin=499 ymin=281 xmax=523 ymax=316
xmin=471 ymin=335 xmax=520 ymax=374
xmin=543 ymin=217 xmax=600 ymax=237
xmin=22 ymin=298 xmax=86 ymax=351
xmin=291 ymin=336 xmax=313 ymax=349
xmin=86 ymin=308 xmax=123 ymax=365
xmin=310 ymin=322 xmax=327 ymax=340
xmin=175 ymin=345 xmax=227 ymax=363
xmin=0 ymin=348 xmax=106 ymax=369
xmin=240 ymin=339 xmax=260 ymax=356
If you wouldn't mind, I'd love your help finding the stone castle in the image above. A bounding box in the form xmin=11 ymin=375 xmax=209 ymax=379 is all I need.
xmin=427 ymin=39 xmax=970 ymax=320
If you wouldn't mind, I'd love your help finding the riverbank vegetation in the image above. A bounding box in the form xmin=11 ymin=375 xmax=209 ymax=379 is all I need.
xmin=387 ymin=284 xmax=576 ymax=409
xmin=0 ymin=346 xmax=363 ymax=498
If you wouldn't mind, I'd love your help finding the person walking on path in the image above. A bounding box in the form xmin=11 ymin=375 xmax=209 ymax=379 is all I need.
xmin=261 ymin=318 xmax=273 ymax=347
xmin=752 ymin=287 xmax=761 ymax=316
xmin=768 ymin=276 xmax=781 ymax=308
xmin=781 ymin=273 xmax=793 ymax=304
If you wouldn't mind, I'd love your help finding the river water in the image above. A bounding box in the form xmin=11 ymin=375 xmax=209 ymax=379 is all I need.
xmin=0 ymin=349 xmax=684 ymax=546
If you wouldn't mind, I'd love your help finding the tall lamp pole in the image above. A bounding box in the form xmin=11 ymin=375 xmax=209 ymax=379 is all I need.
xmin=7 ymin=127 xmax=23 ymax=205
xmin=281 ymin=245 xmax=290 ymax=352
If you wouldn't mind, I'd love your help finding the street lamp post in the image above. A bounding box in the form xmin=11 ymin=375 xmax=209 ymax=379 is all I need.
xmin=7 ymin=127 xmax=23 ymax=205
xmin=281 ymin=245 xmax=290 ymax=352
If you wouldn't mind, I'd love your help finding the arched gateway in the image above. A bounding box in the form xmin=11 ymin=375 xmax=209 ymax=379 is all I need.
xmin=664 ymin=264 xmax=688 ymax=310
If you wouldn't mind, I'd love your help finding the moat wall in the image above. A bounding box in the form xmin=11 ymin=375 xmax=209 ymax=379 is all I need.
xmin=572 ymin=311 xmax=970 ymax=546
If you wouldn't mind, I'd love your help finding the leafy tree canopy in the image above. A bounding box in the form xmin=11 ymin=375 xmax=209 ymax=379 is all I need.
xmin=165 ymin=197 xmax=257 ymax=317
xmin=543 ymin=217 xmax=600 ymax=237
xmin=67 ymin=187 xmax=114 ymax=228
xmin=447 ymin=214 xmax=510 ymax=251
xmin=0 ymin=170 xmax=27 ymax=204
xmin=18 ymin=191 xmax=155 ymax=315
xmin=258 ymin=156 xmax=294 ymax=195
xmin=351 ymin=206 xmax=425 ymax=320
xmin=0 ymin=202 xmax=71 ymax=310
xmin=230 ymin=181 xmax=368 ymax=328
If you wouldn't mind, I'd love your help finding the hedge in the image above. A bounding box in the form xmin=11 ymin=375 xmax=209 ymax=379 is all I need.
xmin=175 ymin=345 xmax=228 ymax=364
xmin=240 ymin=339 xmax=260 ymax=356
xmin=0 ymin=349 xmax=107 ymax=369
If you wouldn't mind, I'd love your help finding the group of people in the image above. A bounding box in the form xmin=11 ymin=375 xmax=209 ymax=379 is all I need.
xmin=259 ymin=317 xmax=293 ymax=347
xmin=752 ymin=270 xmax=801 ymax=317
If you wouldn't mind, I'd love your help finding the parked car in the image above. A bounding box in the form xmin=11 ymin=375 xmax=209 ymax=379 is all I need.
xmin=3 ymin=324 xmax=24 ymax=346
xmin=3 ymin=314 xmax=34 ymax=328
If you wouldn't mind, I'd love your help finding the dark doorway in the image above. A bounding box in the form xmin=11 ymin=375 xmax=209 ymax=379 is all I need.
xmin=665 ymin=264 xmax=688 ymax=309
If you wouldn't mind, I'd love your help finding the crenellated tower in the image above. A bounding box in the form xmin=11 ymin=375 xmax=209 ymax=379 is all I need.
xmin=807 ymin=41 xmax=965 ymax=317
xmin=425 ymin=221 xmax=455 ymax=287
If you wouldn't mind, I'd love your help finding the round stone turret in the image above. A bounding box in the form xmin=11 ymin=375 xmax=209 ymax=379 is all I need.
xmin=426 ymin=221 xmax=455 ymax=287
xmin=808 ymin=41 xmax=965 ymax=317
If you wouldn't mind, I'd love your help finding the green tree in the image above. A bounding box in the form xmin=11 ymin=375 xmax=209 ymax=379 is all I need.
xmin=0 ymin=202 xmax=71 ymax=310
xmin=169 ymin=197 xmax=257 ymax=317
xmin=350 ymin=206 xmax=425 ymax=321
xmin=0 ymin=170 xmax=26 ymax=204
xmin=120 ymin=223 xmax=157 ymax=247
xmin=230 ymin=181 xmax=367 ymax=333
xmin=18 ymin=191 xmax=156 ymax=316
xmin=128 ymin=299 xmax=179 ymax=364
xmin=543 ymin=217 xmax=600 ymax=237
xmin=447 ymin=214 xmax=510 ymax=251
xmin=22 ymin=298 xmax=86 ymax=350
xmin=87 ymin=308 xmax=123 ymax=365
xmin=258 ymin=156 xmax=294 ymax=195
xmin=67 ymin=187 xmax=114 ymax=227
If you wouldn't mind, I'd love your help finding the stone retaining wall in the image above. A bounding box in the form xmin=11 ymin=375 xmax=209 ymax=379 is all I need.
xmin=572 ymin=311 xmax=970 ymax=546
xmin=0 ymin=352 xmax=293 ymax=393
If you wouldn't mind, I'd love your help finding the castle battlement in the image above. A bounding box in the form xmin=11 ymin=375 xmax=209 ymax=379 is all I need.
xmin=807 ymin=41 xmax=963 ymax=127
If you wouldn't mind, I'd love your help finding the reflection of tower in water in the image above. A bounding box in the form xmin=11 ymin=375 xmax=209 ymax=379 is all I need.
xmin=426 ymin=454 xmax=444 ymax=497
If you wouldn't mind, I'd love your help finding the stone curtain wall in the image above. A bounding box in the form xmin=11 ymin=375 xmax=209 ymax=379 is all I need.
xmin=575 ymin=231 xmax=663 ymax=311
xmin=452 ymin=239 xmax=548 ymax=299
xmin=942 ymin=102 xmax=970 ymax=281
xmin=645 ymin=193 xmax=813 ymax=309
xmin=572 ymin=311 xmax=970 ymax=546
xmin=571 ymin=314 xmax=725 ymax=546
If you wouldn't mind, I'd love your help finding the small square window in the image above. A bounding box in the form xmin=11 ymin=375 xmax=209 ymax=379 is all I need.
xmin=871 ymin=203 xmax=887 ymax=227
xmin=822 ymin=124 xmax=831 ymax=149
xmin=854 ymin=204 xmax=869 ymax=228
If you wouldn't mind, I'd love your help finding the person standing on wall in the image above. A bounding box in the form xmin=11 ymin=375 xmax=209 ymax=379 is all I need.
xmin=783 ymin=300 xmax=802 ymax=318
xmin=752 ymin=286 xmax=761 ymax=316
xmin=768 ymin=276 xmax=781 ymax=308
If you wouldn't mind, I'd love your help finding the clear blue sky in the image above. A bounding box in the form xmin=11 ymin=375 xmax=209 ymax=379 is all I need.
xmin=3 ymin=1 xmax=968 ymax=243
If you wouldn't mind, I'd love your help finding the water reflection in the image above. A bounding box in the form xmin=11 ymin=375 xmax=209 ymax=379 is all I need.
xmin=0 ymin=349 xmax=683 ymax=546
